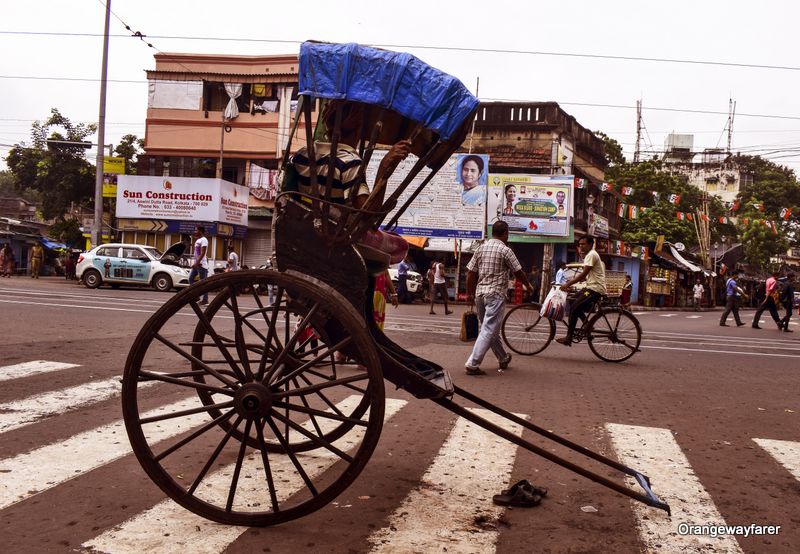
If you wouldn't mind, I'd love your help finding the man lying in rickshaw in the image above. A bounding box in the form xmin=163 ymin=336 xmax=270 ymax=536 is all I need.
xmin=281 ymin=99 xmax=412 ymax=263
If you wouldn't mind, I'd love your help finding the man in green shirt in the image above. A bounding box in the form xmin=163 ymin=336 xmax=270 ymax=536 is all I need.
xmin=556 ymin=236 xmax=606 ymax=346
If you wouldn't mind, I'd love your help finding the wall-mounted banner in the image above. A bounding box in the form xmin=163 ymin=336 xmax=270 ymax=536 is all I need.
xmin=116 ymin=176 xmax=249 ymax=227
xmin=488 ymin=174 xmax=573 ymax=240
xmin=372 ymin=151 xmax=487 ymax=239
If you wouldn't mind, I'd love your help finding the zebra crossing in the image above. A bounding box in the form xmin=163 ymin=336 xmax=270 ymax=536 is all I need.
xmin=1 ymin=360 xmax=797 ymax=553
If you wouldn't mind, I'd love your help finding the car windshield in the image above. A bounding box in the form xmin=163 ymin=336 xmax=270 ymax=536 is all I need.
xmin=141 ymin=246 xmax=163 ymax=260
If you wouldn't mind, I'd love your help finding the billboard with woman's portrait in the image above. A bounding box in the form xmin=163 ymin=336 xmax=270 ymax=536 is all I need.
xmin=456 ymin=154 xmax=489 ymax=207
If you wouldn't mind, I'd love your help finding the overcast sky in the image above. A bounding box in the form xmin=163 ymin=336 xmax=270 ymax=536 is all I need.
xmin=3 ymin=0 xmax=799 ymax=172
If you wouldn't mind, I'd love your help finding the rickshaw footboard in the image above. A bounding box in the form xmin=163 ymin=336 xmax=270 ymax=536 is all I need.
xmin=432 ymin=385 xmax=671 ymax=515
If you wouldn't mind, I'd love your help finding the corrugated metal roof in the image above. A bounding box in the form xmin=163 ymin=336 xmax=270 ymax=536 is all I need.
xmin=146 ymin=71 xmax=297 ymax=83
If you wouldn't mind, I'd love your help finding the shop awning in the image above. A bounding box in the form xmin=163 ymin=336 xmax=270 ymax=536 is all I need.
xmin=41 ymin=239 xmax=69 ymax=250
xmin=668 ymin=245 xmax=704 ymax=273
xmin=425 ymin=238 xmax=477 ymax=252
xmin=652 ymin=248 xmax=694 ymax=272
xmin=402 ymin=236 xmax=428 ymax=249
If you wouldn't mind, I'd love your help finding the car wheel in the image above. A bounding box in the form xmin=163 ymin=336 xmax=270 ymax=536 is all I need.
xmin=83 ymin=269 xmax=102 ymax=289
xmin=153 ymin=273 xmax=173 ymax=292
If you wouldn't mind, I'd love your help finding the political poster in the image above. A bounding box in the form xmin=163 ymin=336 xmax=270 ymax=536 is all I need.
xmin=487 ymin=174 xmax=573 ymax=241
xmin=370 ymin=151 xmax=488 ymax=239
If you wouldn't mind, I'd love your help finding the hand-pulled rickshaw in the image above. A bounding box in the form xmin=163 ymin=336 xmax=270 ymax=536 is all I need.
xmin=121 ymin=42 xmax=669 ymax=526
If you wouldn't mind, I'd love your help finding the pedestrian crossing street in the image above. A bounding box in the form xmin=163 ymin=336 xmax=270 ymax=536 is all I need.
xmin=1 ymin=360 xmax=798 ymax=553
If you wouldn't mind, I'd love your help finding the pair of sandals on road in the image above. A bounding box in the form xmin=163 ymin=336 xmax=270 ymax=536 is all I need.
xmin=492 ymin=479 xmax=548 ymax=508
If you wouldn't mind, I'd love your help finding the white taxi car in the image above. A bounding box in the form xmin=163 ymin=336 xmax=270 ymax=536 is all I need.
xmin=76 ymin=243 xmax=190 ymax=291
xmin=388 ymin=267 xmax=424 ymax=299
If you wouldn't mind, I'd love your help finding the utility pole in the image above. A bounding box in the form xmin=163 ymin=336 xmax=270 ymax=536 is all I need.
xmin=726 ymin=98 xmax=736 ymax=154
xmin=92 ymin=0 xmax=111 ymax=248
xmin=633 ymin=99 xmax=642 ymax=163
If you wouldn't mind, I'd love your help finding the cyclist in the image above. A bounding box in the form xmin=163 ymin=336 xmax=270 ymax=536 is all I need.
xmin=556 ymin=236 xmax=607 ymax=346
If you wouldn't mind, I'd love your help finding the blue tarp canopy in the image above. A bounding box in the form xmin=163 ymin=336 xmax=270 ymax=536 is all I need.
xmin=298 ymin=42 xmax=479 ymax=141
xmin=41 ymin=239 xmax=68 ymax=250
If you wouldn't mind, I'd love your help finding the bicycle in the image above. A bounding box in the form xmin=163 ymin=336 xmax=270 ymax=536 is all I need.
xmin=501 ymin=291 xmax=642 ymax=362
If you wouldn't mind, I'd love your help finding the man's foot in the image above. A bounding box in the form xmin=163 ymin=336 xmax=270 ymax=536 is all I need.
xmin=736 ymin=322 xmax=745 ymax=327
xmin=199 ymin=299 xmax=209 ymax=305
xmin=499 ymin=355 xmax=512 ymax=370
xmin=429 ymin=310 xmax=437 ymax=315
xmin=555 ymin=336 xmax=572 ymax=346
xmin=719 ymin=323 xmax=729 ymax=327
xmin=445 ymin=310 xmax=453 ymax=315
xmin=784 ymin=327 xmax=794 ymax=332
xmin=465 ymin=366 xmax=486 ymax=376
xmin=752 ymin=324 xmax=761 ymax=329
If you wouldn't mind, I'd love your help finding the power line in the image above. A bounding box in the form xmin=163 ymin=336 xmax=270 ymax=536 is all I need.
xmin=2 ymin=30 xmax=800 ymax=73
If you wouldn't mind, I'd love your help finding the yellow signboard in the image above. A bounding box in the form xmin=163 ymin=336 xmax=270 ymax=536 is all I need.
xmin=104 ymin=157 xmax=125 ymax=174
xmin=102 ymin=157 xmax=126 ymax=197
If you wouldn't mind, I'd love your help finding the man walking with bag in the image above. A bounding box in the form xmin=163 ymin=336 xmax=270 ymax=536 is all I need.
xmin=464 ymin=221 xmax=533 ymax=375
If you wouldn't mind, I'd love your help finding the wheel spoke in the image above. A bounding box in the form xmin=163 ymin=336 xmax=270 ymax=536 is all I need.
xmin=254 ymin=419 xmax=281 ymax=513
xmin=139 ymin=370 xmax=236 ymax=396
xmin=290 ymin=377 xmax=325 ymax=437
xmin=153 ymin=333 xmax=239 ymax=389
xmin=225 ymin=419 xmax=253 ymax=512
xmin=272 ymin=399 xmax=369 ymax=427
xmin=154 ymin=408 xmax=237 ymax=461
xmin=226 ymin=287 xmax=256 ymax=382
xmin=273 ymin=373 xmax=370 ymax=399
xmin=263 ymin=302 xmax=322 ymax=384
xmin=270 ymin=410 xmax=354 ymax=463
xmin=271 ymin=336 xmax=353 ymax=388
xmin=264 ymin=416 xmax=319 ymax=497
xmin=255 ymin=287 xmax=285 ymax=382
xmin=140 ymin=400 xmax=236 ymax=424
xmin=296 ymin=372 xmax=346 ymax=418
xmin=188 ymin=415 xmax=243 ymax=495
xmin=189 ymin=299 xmax=247 ymax=382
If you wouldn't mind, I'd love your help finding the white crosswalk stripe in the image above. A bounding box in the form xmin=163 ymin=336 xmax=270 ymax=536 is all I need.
xmin=82 ymin=397 xmax=408 ymax=554
xmin=0 ymin=396 xmax=207 ymax=509
xmin=0 ymin=377 xmax=157 ymax=434
xmin=2 ymin=358 xmax=799 ymax=553
xmin=753 ymin=438 xmax=800 ymax=482
xmin=0 ymin=360 xmax=80 ymax=382
xmin=368 ymin=407 xmax=527 ymax=553
xmin=606 ymin=423 xmax=744 ymax=554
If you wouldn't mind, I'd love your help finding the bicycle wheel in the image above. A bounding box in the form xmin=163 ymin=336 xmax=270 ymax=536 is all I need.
xmin=587 ymin=308 xmax=642 ymax=362
xmin=501 ymin=303 xmax=556 ymax=355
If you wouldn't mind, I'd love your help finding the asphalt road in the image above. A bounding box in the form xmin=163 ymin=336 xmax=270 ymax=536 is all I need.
xmin=1 ymin=277 xmax=798 ymax=554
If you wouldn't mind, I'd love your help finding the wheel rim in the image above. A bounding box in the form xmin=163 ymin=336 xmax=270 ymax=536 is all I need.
xmin=122 ymin=270 xmax=385 ymax=526
xmin=502 ymin=304 xmax=555 ymax=355
xmin=85 ymin=272 xmax=99 ymax=286
xmin=587 ymin=309 xmax=641 ymax=362
xmin=155 ymin=276 xmax=171 ymax=290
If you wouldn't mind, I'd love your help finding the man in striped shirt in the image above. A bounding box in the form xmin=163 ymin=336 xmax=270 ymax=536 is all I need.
xmin=289 ymin=101 xmax=410 ymax=211
xmin=286 ymin=101 xmax=411 ymax=262
xmin=464 ymin=221 xmax=533 ymax=375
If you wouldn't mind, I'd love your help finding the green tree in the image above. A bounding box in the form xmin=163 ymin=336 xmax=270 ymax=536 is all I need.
xmin=595 ymin=131 xmax=625 ymax=166
xmin=4 ymin=109 xmax=97 ymax=219
xmin=48 ymin=216 xmax=83 ymax=247
xmin=733 ymin=154 xmax=800 ymax=251
xmin=114 ymin=133 xmax=144 ymax=174
xmin=604 ymin=158 xmax=732 ymax=247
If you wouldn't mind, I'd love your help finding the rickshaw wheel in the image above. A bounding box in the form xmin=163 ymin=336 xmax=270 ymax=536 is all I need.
xmin=122 ymin=270 xmax=385 ymax=526
xmin=190 ymin=273 xmax=372 ymax=452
